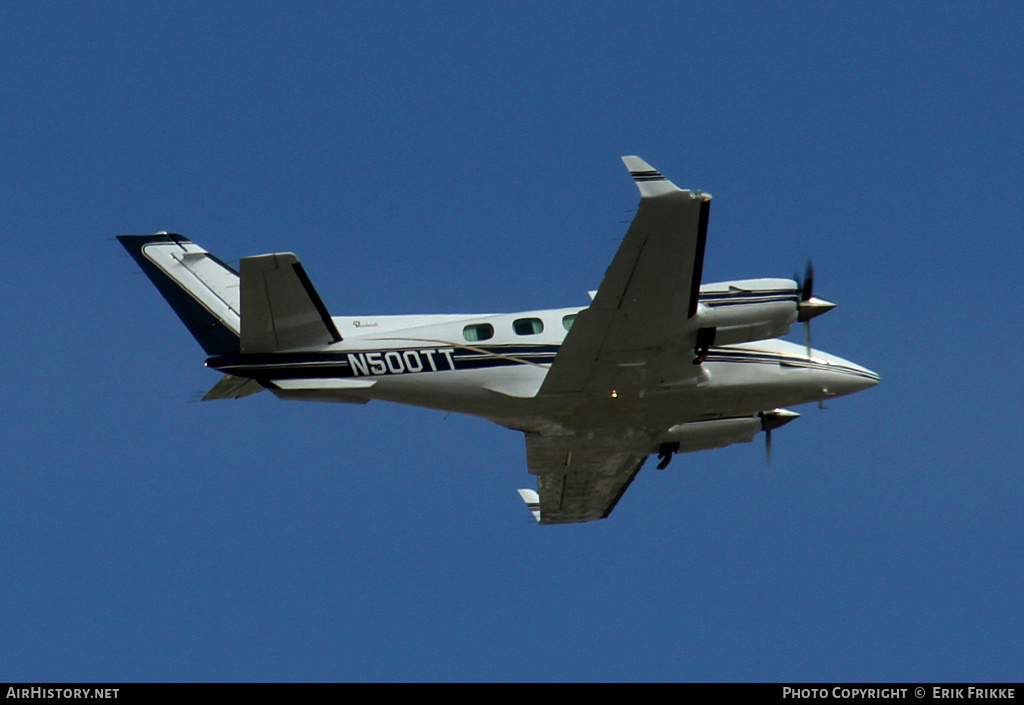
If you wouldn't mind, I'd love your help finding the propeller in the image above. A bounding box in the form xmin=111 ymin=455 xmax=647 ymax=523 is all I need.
xmin=794 ymin=260 xmax=836 ymax=359
xmin=760 ymin=408 xmax=800 ymax=466
xmin=798 ymin=260 xmax=814 ymax=303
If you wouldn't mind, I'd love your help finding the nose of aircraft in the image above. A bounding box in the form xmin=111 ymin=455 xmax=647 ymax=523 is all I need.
xmin=817 ymin=352 xmax=880 ymax=397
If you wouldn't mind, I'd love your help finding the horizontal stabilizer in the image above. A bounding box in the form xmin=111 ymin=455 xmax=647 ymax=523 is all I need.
xmin=268 ymin=388 xmax=370 ymax=405
xmin=201 ymin=374 xmax=265 ymax=401
xmin=271 ymin=378 xmax=376 ymax=391
xmin=240 ymin=253 xmax=342 ymax=353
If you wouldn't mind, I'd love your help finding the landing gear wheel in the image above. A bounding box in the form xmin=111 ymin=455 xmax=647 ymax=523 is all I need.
xmin=656 ymin=441 xmax=680 ymax=469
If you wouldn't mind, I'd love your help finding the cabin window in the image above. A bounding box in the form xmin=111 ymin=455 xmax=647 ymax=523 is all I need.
xmin=513 ymin=318 xmax=544 ymax=336
xmin=562 ymin=314 xmax=577 ymax=331
xmin=463 ymin=323 xmax=494 ymax=342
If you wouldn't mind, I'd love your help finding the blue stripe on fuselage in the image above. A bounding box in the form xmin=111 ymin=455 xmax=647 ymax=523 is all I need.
xmin=206 ymin=342 xmax=877 ymax=384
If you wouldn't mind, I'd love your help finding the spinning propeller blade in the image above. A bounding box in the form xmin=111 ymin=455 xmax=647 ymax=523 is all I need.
xmin=795 ymin=260 xmax=836 ymax=359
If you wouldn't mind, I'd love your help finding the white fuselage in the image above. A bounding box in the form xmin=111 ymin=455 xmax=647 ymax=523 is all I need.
xmin=206 ymin=303 xmax=878 ymax=446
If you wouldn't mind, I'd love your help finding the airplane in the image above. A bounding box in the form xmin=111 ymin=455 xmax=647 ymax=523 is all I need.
xmin=118 ymin=156 xmax=878 ymax=525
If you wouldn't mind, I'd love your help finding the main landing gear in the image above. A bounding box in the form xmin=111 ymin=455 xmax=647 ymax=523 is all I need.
xmin=692 ymin=327 xmax=716 ymax=365
xmin=656 ymin=441 xmax=680 ymax=469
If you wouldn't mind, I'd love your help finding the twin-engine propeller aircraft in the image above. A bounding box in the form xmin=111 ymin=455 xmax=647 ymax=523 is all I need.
xmin=119 ymin=157 xmax=878 ymax=525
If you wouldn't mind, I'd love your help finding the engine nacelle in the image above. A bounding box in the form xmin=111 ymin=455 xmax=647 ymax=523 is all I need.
xmin=654 ymin=408 xmax=799 ymax=458
xmin=657 ymin=416 xmax=762 ymax=453
xmin=693 ymin=278 xmax=799 ymax=346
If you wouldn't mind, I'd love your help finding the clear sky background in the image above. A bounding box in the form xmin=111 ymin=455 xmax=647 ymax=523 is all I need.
xmin=2 ymin=2 xmax=1022 ymax=682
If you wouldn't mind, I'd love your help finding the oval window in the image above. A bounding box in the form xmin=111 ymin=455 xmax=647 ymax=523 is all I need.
xmin=463 ymin=323 xmax=494 ymax=342
xmin=513 ymin=318 xmax=544 ymax=336
xmin=562 ymin=314 xmax=577 ymax=331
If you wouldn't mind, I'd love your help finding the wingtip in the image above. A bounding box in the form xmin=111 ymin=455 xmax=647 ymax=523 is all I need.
xmin=620 ymin=156 xmax=683 ymax=197
xmin=621 ymin=155 xmax=655 ymax=172
xmin=517 ymin=489 xmax=541 ymax=523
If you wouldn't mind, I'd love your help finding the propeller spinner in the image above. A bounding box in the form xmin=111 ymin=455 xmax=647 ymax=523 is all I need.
xmin=760 ymin=408 xmax=800 ymax=466
xmin=794 ymin=261 xmax=836 ymax=358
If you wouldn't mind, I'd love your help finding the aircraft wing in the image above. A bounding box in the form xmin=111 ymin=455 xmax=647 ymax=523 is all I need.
xmin=539 ymin=156 xmax=710 ymax=396
xmin=523 ymin=432 xmax=649 ymax=524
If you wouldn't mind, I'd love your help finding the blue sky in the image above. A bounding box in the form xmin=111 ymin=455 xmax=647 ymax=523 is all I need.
xmin=2 ymin=2 xmax=1022 ymax=682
